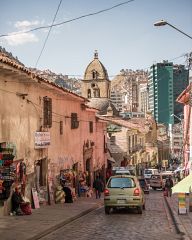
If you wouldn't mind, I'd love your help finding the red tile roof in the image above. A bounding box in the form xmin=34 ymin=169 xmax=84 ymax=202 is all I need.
xmin=0 ymin=53 xmax=87 ymax=102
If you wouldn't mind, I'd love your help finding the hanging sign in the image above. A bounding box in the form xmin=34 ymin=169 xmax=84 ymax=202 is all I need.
xmin=34 ymin=132 xmax=50 ymax=149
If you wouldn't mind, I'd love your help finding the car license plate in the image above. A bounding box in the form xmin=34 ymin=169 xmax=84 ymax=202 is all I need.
xmin=117 ymin=200 xmax=126 ymax=204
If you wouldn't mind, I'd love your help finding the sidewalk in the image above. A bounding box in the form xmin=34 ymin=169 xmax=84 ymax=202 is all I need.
xmin=165 ymin=194 xmax=192 ymax=240
xmin=0 ymin=196 xmax=103 ymax=240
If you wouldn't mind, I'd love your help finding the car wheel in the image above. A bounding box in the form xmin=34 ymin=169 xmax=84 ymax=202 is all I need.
xmin=138 ymin=206 xmax=143 ymax=214
xmin=105 ymin=206 xmax=110 ymax=215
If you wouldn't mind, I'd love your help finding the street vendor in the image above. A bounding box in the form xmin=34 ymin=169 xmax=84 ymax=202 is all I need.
xmin=11 ymin=187 xmax=24 ymax=215
xmin=11 ymin=187 xmax=32 ymax=215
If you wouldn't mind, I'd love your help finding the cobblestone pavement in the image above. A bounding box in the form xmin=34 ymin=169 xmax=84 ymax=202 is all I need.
xmin=40 ymin=191 xmax=181 ymax=240
xmin=166 ymin=194 xmax=192 ymax=240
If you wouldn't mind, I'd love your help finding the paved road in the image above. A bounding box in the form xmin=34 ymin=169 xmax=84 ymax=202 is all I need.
xmin=40 ymin=190 xmax=182 ymax=240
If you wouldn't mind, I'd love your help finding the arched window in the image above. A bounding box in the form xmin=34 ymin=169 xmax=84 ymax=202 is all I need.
xmin=93 ymin=88 xmax=100 ymax=98
xmin=87 ymin=89 xmax=91 ymax=98
xmin=92 ymin=71 xmax=98 ymax=80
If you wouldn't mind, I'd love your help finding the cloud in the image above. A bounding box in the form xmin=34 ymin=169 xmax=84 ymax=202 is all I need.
xmin=14 ymin=20 xmax=40 ymax=30
xmin=4 ymin=32 xmax=38 ymax=46
xmin=3 ymin=20 xmax=41 ymax=46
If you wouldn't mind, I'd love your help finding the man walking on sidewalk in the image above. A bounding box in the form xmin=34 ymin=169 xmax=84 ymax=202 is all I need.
xmin=165 ymin=176 xmax=174 ymax=197
xmin=93 ymin=176 xmax=103 ymax=199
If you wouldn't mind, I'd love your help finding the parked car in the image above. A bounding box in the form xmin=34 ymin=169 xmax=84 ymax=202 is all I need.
xmin=138 ymin=177 xmax=149 ymax=194
xmin=104 ymin=175 xmax=145 ymax=214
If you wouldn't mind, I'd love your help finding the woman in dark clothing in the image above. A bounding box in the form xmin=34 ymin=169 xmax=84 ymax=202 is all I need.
xmin=11 ymin=187 xmax=24 ymax=215
xmin=63 ymin=184 xmax=73 ymax=203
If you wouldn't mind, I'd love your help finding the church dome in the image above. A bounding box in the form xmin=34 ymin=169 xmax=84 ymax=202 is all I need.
xmin=87 ymin=98 xmax=119 ymax=116
xmin=84 ymin=51 xmax=109 ymax=81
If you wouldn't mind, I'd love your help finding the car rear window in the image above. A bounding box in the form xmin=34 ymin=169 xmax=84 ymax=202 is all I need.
xmin=144 ymin=170 xmax=152 ymax=174
xmin=107 ymin=177 xmax=135 ymax=188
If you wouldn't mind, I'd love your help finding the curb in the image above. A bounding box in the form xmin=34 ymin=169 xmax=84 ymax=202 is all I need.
xmin=164 ymin=196 xmax=190 ymax=240
xmin=26 ymin=203 xmax=103 ymax=240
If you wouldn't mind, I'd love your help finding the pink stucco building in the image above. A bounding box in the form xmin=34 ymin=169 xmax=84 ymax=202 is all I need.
xmin=177 ymin=82 xmax=192 ymax=174
xmin=0 ymin=52 xmax=107 ymax=213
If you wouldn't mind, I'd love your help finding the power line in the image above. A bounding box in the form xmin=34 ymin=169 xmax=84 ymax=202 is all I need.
xmin=35 ymin=0 xmax=63 ymax=68
xmin=0 ymin=0 xmax=135 ymax=38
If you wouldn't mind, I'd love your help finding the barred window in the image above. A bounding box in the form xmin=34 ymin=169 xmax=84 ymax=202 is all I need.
xmin=43 ymin=97 xmax=52 ymax=128
xmin=89 ymin=121 xmax=93 ymax=133
xmin=60 ymin=121 xmax=63 ymax=135
xmin=71 ymin=113 xmax=79 ymax=129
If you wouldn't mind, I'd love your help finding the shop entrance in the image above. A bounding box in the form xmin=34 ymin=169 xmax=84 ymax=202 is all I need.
xmin=35 ymin=158 xmax=47 ymax=192
xmin=85 ymin=159 xmax=91 ymax=187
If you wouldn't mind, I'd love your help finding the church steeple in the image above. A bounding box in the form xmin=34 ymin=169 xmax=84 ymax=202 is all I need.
xmin=94 ymin=50 xmax=98 ymax=59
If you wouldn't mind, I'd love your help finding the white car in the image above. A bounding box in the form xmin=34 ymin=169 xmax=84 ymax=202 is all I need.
xmin=144 ymin=169 xmax=159 ymax=180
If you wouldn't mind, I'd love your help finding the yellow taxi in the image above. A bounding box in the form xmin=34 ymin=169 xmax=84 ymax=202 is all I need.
xmin=104 ymin=175 xmax=145 ymax=214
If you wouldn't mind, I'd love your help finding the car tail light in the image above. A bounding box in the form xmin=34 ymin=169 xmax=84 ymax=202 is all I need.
xmin=133 ymin=188 xmax=140 ymax=196
xmin=104 ymin=189 xmax=110 ymax=196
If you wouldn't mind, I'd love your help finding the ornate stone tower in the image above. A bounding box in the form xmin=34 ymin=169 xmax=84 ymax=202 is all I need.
xmin=82 ymin=51 xmax=118 ymax=116
xmin=81 ymin=50 xmax=111 ymax=99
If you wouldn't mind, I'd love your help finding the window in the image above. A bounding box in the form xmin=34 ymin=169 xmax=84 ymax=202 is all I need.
xmin=60 ymin=121 xmax=63 ymax=135
xmin=89 ymin=121 xmax=93 ymax=133
xmin=71 ymin=113 xmax=79 ymax=129
xmin=93 ymin=88 xmax=100 ymax=97
xmin=87 ymin=89 xmax=91 ymax=98
xmin=108 ymin=177 xmax=135 ymax=188
xmin=92 ymin=71 xmax=98 ymax=79
xmin=43 ymin=97 xmax=52 ymax=128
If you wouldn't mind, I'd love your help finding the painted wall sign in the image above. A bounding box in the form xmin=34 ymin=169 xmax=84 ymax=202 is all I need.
xmin=34 ymin=132 xmax=50 ymax=149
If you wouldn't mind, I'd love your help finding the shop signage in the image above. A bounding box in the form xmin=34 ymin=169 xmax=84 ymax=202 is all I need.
xmin=34 ymin=132 xmax=50 ymax=149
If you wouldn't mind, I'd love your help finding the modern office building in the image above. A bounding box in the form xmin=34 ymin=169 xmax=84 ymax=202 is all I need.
xmin=148 ymin=61 xmax=188 ymax=125
xmin=110 ymin=89 xmax=124 ymax=113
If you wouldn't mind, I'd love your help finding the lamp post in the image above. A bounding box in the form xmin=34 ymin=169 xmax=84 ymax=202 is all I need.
xmin=154 ymin=20 xmax=192 ymax=40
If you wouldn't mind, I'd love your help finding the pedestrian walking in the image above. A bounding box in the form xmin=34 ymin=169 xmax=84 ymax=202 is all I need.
xmin=93 ymin=176 xmax=103 ymax=199
xmin=165 ymin=176 xmax=173 ymax=197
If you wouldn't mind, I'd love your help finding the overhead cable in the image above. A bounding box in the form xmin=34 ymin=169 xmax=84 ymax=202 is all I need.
xmin=0 ymin=0 xmax=135 ymax=38
xmin=35 ymin=0 xmax=63 ymax=68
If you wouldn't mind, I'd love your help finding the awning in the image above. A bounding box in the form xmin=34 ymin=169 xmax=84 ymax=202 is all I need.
xmin=172 ymin=174 xmax=192 ymax=194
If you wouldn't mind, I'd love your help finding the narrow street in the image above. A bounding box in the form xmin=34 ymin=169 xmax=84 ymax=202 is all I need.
xmin=39 ymin=190 xmax=181 ymax=240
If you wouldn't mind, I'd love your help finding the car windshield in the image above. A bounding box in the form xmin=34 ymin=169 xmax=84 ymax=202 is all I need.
xmin=108 ymin=177 xmax=135 ymax=188
xmin=144 ymin=170 xmax=152 ymax=174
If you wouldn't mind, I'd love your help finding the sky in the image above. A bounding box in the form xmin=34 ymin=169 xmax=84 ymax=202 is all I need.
xmin=0 ymin=0 xmax=192 ymax=79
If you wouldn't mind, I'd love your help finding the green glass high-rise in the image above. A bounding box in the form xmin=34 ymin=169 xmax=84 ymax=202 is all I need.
xmin=148 ymin=61 xmax=188 ymax=125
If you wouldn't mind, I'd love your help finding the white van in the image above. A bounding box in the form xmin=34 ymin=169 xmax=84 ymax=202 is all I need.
xmin=144 ymin=169 xmax=159 ymax=180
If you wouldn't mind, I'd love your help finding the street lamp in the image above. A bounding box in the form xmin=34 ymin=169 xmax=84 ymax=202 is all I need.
xmin=154 ymin=20 xmax=192 ymax=40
